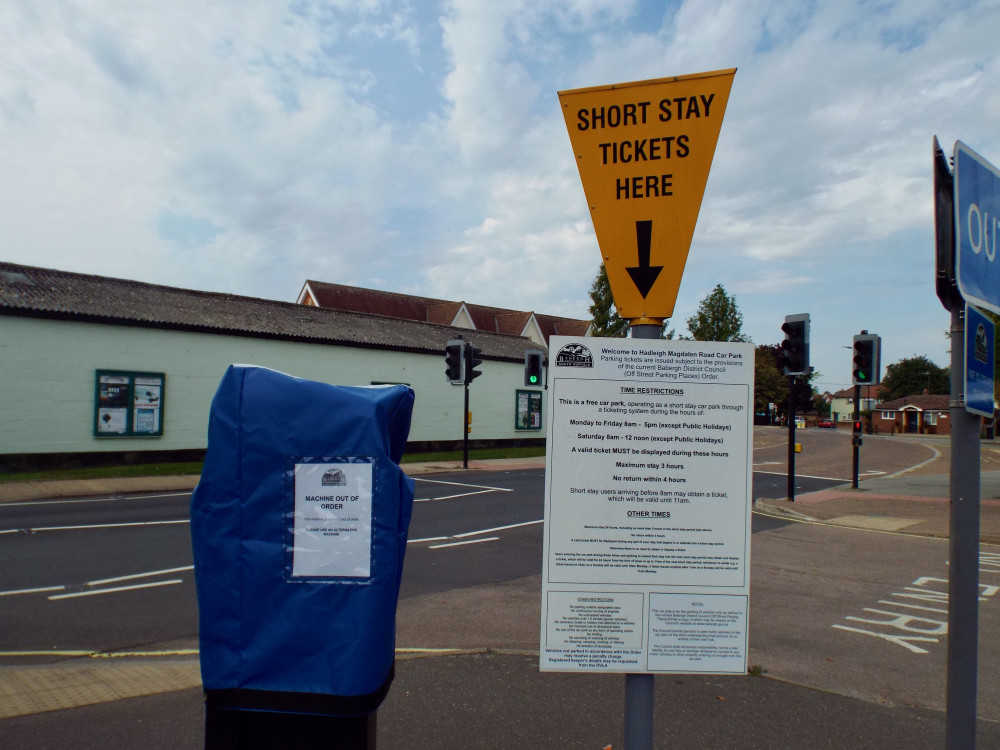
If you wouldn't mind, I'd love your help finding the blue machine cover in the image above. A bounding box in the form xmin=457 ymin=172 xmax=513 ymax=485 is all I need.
xmin=191 ymin=365 xmax=415 ymax=710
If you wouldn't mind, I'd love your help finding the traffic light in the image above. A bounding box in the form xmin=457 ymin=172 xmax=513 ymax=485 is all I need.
xmin=465 ymin=343 xmax=483 ymax=384
xmin=445 ymin=339 xmax=465 ymax=384
xmin=781 ymin=313 xmax=810 ymax=375
xmin=853 ymin=420 xmax=863 ymax=433
xmin=524 ymin=349 xmax=544 ymax=387
xmin=852 ymin=333 xmax=881 ymax=385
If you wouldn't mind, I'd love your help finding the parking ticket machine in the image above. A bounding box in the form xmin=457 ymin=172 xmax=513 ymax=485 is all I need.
xmin=190 ymin=365 xmax=415 ymax=748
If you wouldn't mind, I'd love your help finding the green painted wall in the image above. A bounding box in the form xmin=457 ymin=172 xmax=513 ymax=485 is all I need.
xmin=1 ymin=317 xmax=545 ymax=456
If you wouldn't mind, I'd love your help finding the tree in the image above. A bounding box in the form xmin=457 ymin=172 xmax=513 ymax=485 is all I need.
xmin=588 ymin=263 xmax=627 ymax=338
xmin=685 ymin=284 xmax=751 ymax=342
xmin=877 ymin=355 xmax=949 ymax=402
xmin=754 ymin=344 xmax=787 ymax=417
xmin=588 ymin=263 xmax=676 ymax=338
xmin=755 ymin=342 xmax=819 ymax=417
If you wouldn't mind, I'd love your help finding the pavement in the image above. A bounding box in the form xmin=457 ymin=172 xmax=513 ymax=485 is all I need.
xmin=4 ymin=453 xmax=1000 ymax=747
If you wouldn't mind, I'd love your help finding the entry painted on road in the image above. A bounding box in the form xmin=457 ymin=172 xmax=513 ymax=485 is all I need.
xmin=833 ymin=551 xmax=1000 ymax=654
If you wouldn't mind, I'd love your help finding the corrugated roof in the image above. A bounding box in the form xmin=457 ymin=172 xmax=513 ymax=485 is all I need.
xmin=0 ymin=262 xmax=544 ymax=361
xmin=301 ymin=278 xmax=591 ymax=338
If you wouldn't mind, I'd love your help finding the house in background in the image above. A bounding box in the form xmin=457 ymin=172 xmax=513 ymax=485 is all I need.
xmin=829 ymin=385 xmax=881 ymax=424
xmin=875 ymin=394 xmax=952 ymax=435
xmin=297 ymin=279 xmax=592 ymax=347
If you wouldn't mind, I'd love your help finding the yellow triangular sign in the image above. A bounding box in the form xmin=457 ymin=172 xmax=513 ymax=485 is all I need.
xmin=559 ymin=69 xmax=735 ymax=323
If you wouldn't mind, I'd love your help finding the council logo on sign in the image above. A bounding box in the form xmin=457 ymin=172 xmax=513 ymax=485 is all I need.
xmin=555 ymin=343 xmax=594 ymax=368
xmin=322 ymin=469 xmax=347 ymax=487
xmin=975 ymin=323 xmax=990 ymax=364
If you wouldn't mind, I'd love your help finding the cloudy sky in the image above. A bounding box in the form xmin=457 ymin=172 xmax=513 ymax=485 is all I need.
xmin=3 ymin=0 xmax=998 ymax=391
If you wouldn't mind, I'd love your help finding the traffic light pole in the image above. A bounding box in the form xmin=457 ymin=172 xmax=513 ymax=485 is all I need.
xmin=463 ymin=380 xmax=470 ymax=470
xmin=852 ymin=384 xmax=861 ymax=490
xmin=787 ymin=375 xmax=796 ymax=502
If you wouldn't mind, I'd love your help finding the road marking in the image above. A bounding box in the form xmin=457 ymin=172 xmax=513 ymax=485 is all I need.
xmin=0 ymin=519 xmax=189 ymax=534
xmin=753 ymin=469 xmax=850 ymax=482
xmin=0 ymin=650 xmax=96 ymax=657
xmin=0 ymin=649 xmax=199 ymax=658
xmin=833 ymin=575 xmax=1000 ymax=654
xmin=88 ymin=565 xmax=194 ymax=586
xmin=885 ymin=442 xmax=943 ymax=478
xmin=48 ymin=579 xmax=183 ymax=600
xmin=413 ymin=477 xmax=514 ymax=492
xmin=0 ymin=647 xmax=492 ymax=659
xmin=428 ymin=537 xmax=500 ymax=549
xmin=408 ymin=519 xmax=542 ymax=547
xmin=453 ymin=519 xmax=542 ymax=538
xmin=0 ymin=492 xmax=191 ymax=509
xmin=415 ymin=489 xmax=497 ymax=502
xmin=0 ymin=565 xmax=194 ymax=599
xmin=0 ymin=585 xmax=66 ymax=597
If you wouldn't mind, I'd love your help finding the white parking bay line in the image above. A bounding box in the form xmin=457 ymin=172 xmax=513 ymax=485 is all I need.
xmin=48 ymin=579 xmax=183 ymax=600
xmin=0 ymin=585 xmax=66 ymax=597
xmin=415 ymin=489 xmax=496 ymax=503
xmin=87 ymin=565 xmax=194 ymax=586
xmin=408 ymin=519 xmax=543 ymax=548
xmin=0 ymin=492 xmax=191 ymax=509
xmin=413 ymin=478 xmax=514 ymax=492
xmin=428 ymin=537 xmax=500 ymax=550
xmin=1 ymin=519 xmax=190 ymax=534
xmin=453 ymin=519 xmax=542 ymax=538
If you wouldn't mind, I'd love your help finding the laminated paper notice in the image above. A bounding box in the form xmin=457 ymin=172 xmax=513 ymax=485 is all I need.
xmin=540 ymin=337 xmax=753 ymax=674
xmin=291 ymin=460 xmax=373 ymax=579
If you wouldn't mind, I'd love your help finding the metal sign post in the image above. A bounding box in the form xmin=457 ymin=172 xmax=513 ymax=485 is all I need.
xmin=936 ymin=137 xmax=1000 ymax=748
xmin=624 ymin=322 xmax=658 ymax=750
xmin=946 ymin=305 xmax=981 ymax=750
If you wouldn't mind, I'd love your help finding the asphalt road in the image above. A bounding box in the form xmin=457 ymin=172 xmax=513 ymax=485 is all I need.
xmin=3 ymin=459 xmax=1000 ymax=748
xmin=0 ymin=467 xmax=835 ymax=658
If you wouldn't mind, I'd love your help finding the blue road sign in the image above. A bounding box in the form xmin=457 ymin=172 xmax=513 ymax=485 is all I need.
xmin=955 ymin=141 xmax=1000 ymax=314
xmin=965 ymin=303 xmax=995 ymax=418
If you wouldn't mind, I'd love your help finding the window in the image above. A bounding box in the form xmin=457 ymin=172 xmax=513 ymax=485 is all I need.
xmin=925 ymin=412 xmax=938 ymax=426
xmin=94 ymin=370 xmax=165 ymax=437
xmin=881 ymin=411 xmax=895 ymax=419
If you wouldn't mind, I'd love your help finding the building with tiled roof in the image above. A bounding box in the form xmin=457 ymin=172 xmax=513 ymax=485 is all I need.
xmin=874 ymin=394 xmax=953 ymax=435
xmin=297 ymin=279 xmax=591 ymax=346
xmin=829 ymin=385 xmax=882 ymax=424
xmin=1 ymin=262 xmax=554 ymax=470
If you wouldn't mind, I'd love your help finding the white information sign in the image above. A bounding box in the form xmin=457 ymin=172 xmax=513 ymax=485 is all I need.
xmin=540 ymin=337 xmax=753 ymax=674
xmin=291 ymin=460 xmax=374 ymax=579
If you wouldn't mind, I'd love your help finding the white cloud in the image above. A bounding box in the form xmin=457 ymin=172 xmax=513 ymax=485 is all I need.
xmin=1 ymin=0 xmax=998 ymax=387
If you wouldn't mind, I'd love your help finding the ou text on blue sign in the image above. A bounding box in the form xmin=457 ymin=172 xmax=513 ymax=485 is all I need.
xmin=956 ymin=141 xmax=1000 ymax=314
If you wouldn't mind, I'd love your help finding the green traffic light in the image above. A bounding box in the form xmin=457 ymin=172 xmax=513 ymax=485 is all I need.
xmin=529 ymin=374 xmax=538 ymax=384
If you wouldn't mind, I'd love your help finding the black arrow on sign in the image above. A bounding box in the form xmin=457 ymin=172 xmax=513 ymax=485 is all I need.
xmin=626 ymin=220 xmax=662 ymax=299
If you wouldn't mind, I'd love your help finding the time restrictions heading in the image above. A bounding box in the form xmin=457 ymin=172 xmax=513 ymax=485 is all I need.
xmin=540 ymin=337 xmax=753 ymax=675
